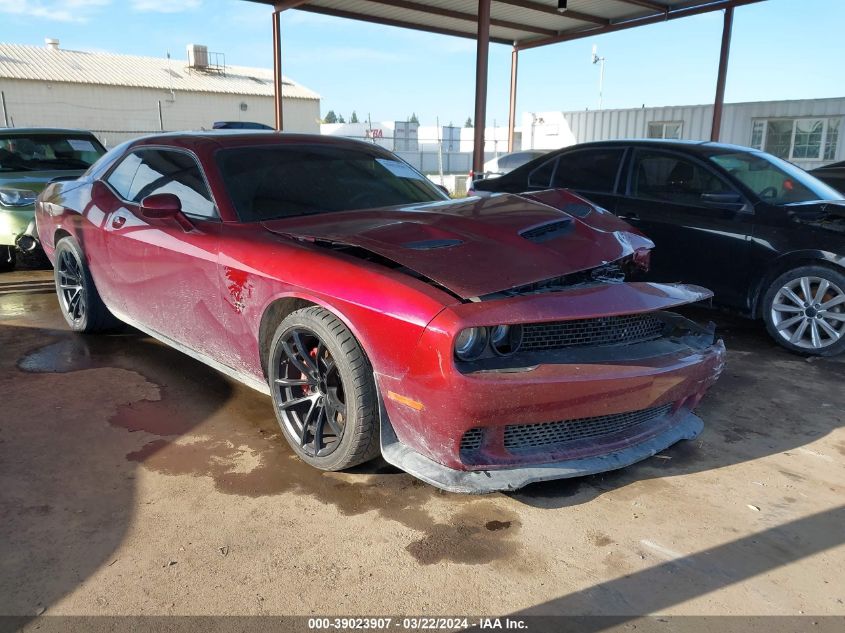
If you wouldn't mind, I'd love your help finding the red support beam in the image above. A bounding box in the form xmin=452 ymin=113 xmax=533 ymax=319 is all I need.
xmin=473 ymin=0 xmax=491 ymax=175
xmin=507 ymin=46 xmax=518 ymax=152
xmin=494 ymin=0 xmax=609 ymax=26
xmin=274 ymin=0 xmax=311 ymax=9
xmin=612 ymin=0 xmax=668 ymax=12
xmin=517 ymin=0 xmax=763 ymax=50
xmin=297 ymin=4 xmax=513 ymax=45
xmin=272 ymin=9 xmax=283 ymax=130
xmin=711 ymin=6 xmax=734 ymax=141
xmin=364 ymin=0 xmax=557 ymax=37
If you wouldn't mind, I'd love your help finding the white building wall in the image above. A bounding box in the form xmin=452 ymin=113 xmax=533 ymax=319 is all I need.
xmin=1 ymin=79 xmax=320 ymax=147
xmin=523 ymin=97 xmax=845 ymax=170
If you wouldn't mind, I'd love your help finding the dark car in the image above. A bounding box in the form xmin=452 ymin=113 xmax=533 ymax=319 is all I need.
xmin=810 ymin=160 xmax=845 ymax=195
xmin=35 ymin=132 xmax=724 ymax=492
xmin=470 ymin=140 xmax=845 ymax=356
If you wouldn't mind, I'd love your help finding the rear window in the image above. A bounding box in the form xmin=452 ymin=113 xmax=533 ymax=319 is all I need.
xmin=0 ymin=134 xmax=106 ymax=172
xmin=216 ymin=145 xmax=446 ymax=222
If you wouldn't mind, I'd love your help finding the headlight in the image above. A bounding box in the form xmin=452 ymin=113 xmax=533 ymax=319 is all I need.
xmin=490 ymin=324 xmax=523 ymax=356
xmin=454 ymin=327 xmax=488 ymax=361
xmin=0 ymin=188 xmax=38 ymax=207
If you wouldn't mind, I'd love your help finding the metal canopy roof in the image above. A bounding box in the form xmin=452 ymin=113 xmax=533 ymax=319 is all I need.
xmin=247 ymin=0 xmax=763 ymax=49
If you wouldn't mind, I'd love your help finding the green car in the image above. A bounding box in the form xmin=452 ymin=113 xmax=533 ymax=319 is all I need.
xmin=1 ymin=128 xmax=107 ymax=271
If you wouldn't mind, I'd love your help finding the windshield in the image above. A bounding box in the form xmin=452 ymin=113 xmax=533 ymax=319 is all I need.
xmin=0 ymin=134 xmax=107 ymax=172
xmin=710 ymin=151 xmax=844 ymax=204
xmin=216 ymin=144 xmax=447 ymax=222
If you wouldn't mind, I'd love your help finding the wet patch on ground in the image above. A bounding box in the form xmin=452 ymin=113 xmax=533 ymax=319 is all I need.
xmin=126 ymin=392 xmax=527 ymax=566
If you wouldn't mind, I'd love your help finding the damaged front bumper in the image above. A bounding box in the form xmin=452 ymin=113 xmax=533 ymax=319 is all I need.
xmin=375 ymin=282 xmax=726 ymax=493
xmin=380 ymin=404 xmax=706 ymax=494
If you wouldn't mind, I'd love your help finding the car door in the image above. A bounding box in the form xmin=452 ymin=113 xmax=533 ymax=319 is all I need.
xmin=615 ymin=148 xmax=753 ymax=308
xmin=525 ymin=147 xmax=627 ymax=212
xmin=101 ymin=147 xmax=226 ymax=358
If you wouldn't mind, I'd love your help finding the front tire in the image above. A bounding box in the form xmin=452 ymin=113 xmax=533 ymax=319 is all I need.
xmin=268 ymin=306 xmax=380 ymax=471
xmin=763 ymin=265 xmax=845 ymax=356
xmin=54 ymin=236 xmax=117 ymax=333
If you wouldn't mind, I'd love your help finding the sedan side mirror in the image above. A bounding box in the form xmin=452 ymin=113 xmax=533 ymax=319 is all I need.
xmin=140 ymin=193 xmax=193 ymax=231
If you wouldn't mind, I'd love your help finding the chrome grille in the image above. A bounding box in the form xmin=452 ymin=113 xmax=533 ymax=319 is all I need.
xmin=521 ymin=314 xmax=665 ymax=351
xmin=503 ymin=404 xmax=673 ymax=452
xmin=460 ymin=428 xmax=484 ymax=452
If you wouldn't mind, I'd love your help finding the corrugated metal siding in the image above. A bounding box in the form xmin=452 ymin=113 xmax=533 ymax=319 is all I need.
xmin=0 ymin=79 xmax=321 ymax=146
xmin=548 ymin=98 xmax=845 ymax=168
xmin=0 ymin=43 xmax=320 ymax=100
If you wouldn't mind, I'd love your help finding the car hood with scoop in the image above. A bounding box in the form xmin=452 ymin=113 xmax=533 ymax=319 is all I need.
xmin=261 ymin=190 xmax=653 ymax=299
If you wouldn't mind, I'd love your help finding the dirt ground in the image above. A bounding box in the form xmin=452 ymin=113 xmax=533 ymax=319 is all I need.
xmin=1 ymin=268 xmax=844 ymax=623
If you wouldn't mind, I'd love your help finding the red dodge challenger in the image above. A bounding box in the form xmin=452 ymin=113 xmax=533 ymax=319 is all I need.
xmin=36 ymin=132 xmax=725 ymax=493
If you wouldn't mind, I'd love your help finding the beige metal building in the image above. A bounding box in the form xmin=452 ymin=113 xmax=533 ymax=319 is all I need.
xmin=0 ymin=41 xmax=321 ymax=147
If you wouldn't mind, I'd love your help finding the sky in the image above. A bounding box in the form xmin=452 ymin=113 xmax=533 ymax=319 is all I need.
xmin=0 ymin=0 xmax=841 ymax=127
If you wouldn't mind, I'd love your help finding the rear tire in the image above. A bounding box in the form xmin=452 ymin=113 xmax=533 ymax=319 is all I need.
xmin=762 ymin=265 xmax=845 ymax=356
xmin=268 ymin=306 xmax=380 ymax=471
xmin=53 ymin=236 xmax=118 ymax=333
xmin=0 ymin=246 xmax=15 ymax=272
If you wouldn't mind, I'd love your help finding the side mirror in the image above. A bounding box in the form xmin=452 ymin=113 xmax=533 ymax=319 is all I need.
xmin=140 ymin=193 xmax=193 ymax=231
xmin=436 ymin=184 xmax=450 ymax=197
xmin=140 ymin=193 xmax=182 ymax=218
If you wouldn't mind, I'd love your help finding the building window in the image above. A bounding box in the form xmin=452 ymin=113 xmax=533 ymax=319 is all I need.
xmin=647 ymin=121 xmax=683 ymax=140
xmin=750 ymin=117 xmax=841 ymax=161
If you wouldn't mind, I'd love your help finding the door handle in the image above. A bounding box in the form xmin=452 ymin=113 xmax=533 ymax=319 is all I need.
xmin=619 ymin=213 xmax=640 ymax=221
xmin=111 ymin=215 xmax=126 ymax=229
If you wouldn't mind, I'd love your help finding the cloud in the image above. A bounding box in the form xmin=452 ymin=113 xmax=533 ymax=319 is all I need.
xmin=0 ymin=0 xmax=110 ymax=22
xmin=131 ymin=0 xmax=201 ymax=12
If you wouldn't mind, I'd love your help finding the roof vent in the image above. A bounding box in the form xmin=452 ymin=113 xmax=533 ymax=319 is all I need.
xmin=187 ymin=43 xmax=209 ymax=69
xmin=45 ymin=38 xmax=60 ymax=51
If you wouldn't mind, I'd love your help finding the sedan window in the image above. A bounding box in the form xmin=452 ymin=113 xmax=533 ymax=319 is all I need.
xmin=216 ymin=145 xmax=446 ymax=222
xmin=552 ymin=148 xmax=625 ymax=192
xmin=710 ymin=151 xmax=844 ymax=204
xmin=632 ymin=152 xmax=733 ymax=204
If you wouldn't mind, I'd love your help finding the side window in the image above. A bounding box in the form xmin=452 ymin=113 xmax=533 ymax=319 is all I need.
xmin=105 ymin=152 xmax=143 ymax=199
xmin=631 ymin=151 xmax=733 ymax=205
xmin=527 ymin=158 xmax=557 ymax=188
xmin=551 ymin=148 xmax=625 ymax=192
xmin=128 ymin=149 xmax=217 ymax=218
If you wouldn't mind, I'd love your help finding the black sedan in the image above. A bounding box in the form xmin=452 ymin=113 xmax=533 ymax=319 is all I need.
xmin=470 ymin=140 xmax=845 ymax=356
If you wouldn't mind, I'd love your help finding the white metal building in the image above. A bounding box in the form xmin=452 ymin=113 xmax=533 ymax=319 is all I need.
xmin=523 ymin=97 xmax=844 ymax=171
xmin=0 ymin=41 xmax=321 ymax=147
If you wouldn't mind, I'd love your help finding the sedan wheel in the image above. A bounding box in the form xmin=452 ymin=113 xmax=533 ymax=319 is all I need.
xmin=268 ymin=307 xmax=380 ymax=471
xmin=764 ymin=266 xmax=845 ymax=356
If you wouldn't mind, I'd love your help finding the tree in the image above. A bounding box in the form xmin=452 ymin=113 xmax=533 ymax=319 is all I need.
xmin=350 ymin=111 xmax=359 ymax=123
xmin=409 ymin=113 xmax=419 ymax=125
xmin=323 ymin=110 xmax=338 ymax=124
xmin=338 ymin=114 xmax=346 ymax=123
xmin=464 ymin=117 xmax=472 ymax=128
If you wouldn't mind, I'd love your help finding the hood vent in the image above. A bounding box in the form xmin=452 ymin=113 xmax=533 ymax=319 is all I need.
xmin=403 ymin=238 xmax=463 ymax=250
xmin=521 ymin=220 xmax=573 ymax=243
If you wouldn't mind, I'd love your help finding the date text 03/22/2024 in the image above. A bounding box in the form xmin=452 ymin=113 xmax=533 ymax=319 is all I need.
xmin=307 ymin=617 xmax=528 ymax=630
